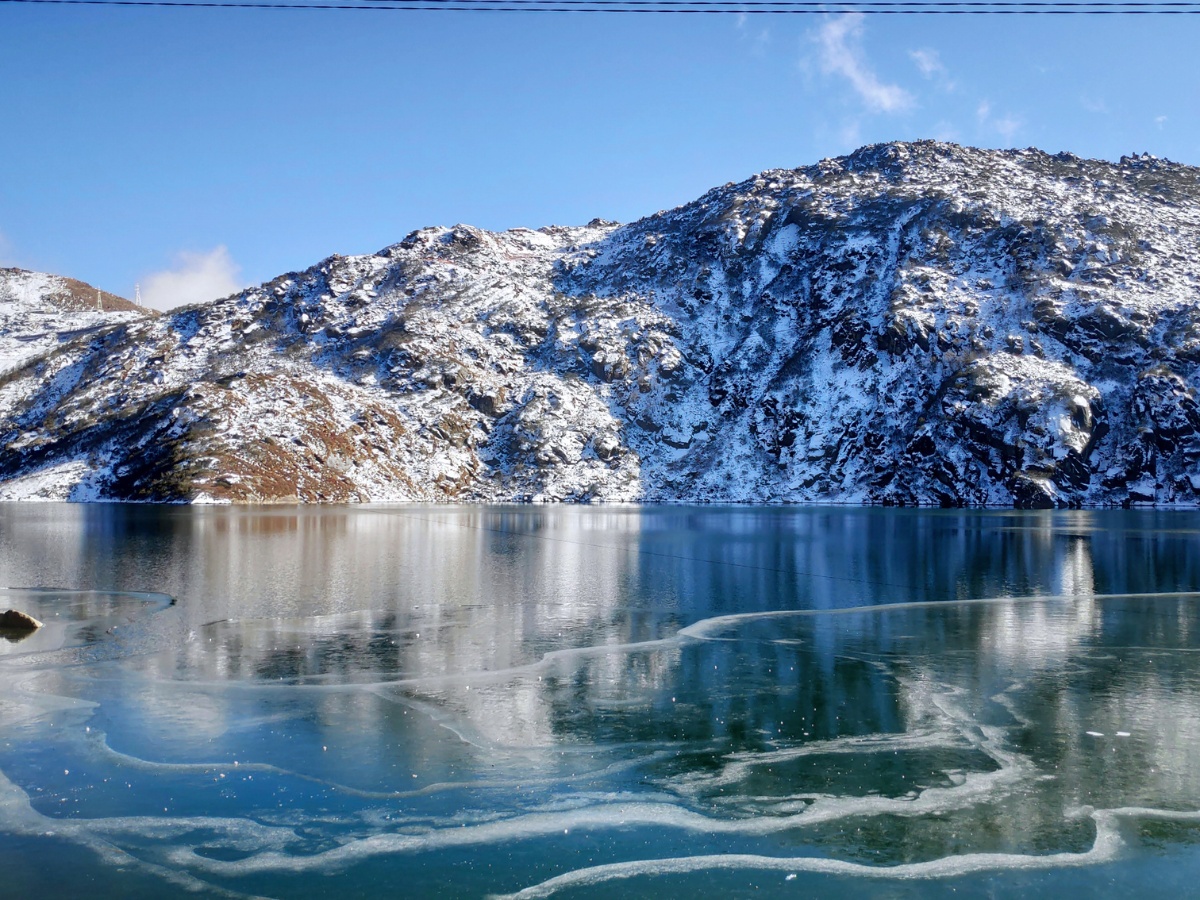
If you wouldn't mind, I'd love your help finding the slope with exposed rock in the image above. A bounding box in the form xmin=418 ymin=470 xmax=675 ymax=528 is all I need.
xmin=1 ymin=142 xmax=1198 ymax=506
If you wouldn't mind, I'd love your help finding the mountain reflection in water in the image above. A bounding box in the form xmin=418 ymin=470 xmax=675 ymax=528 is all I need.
xmin=1 ymin=504 xmax=1200 ymax=898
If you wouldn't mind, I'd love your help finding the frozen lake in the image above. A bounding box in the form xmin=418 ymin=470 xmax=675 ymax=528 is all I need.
xmin=2 ymin=504 xmax=1200 ymax=897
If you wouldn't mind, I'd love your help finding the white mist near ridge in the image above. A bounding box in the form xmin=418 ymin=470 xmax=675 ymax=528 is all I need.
xmin=140 ymin=246 xmax=243 ymax=311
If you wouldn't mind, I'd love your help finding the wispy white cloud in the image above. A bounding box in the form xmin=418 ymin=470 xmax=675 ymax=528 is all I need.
xmin=993 ymin=114 xmax=1021 ymax=143
xmin=141 ymin=246 xmax=242 ymax=311
xmin=909 ymin=47 xmax=956 ymax=92
xmin=976 ymin=100 xmax=1021 ymax=145
xmin=735 ymin=14 xmax=772 ymax=56
xmin=1155 ymin=115 xmax=1168 ymax=129
xmin=1081 ymin=95 xmax=1109 ymax=114
xmin=909 ymin=48 xmax=944 ymax=79
xmin=813 ymin=14 xmax=913 ymax=114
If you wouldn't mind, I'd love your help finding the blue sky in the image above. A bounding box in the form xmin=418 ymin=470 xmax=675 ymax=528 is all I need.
xmin=1 ymin=6 xmax=1197 ymax=308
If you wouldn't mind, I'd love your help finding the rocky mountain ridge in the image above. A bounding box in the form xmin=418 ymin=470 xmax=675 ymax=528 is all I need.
xmin=0 ymin=269 xmax=147 ymax=376
xmin=2 ymin=141 xmax=1198 ymax=506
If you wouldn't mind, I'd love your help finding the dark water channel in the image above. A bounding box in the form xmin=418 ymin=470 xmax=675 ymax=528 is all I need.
xmin=2 ymin=504 xmax=1200 ymax=897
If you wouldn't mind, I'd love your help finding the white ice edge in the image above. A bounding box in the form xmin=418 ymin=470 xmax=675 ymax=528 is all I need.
xmin=0 ymin=768 xmax=274 ymax=900
xmin=153 ymin=590 xmax=1200 ymax=702
xmin=10 ymin=752 xmax=1200 ymax=896
xmin=91 ymin=729 xmax=677 ymax=801
xmin=317 ymin=590 xmax=1200 ymax=693
xmin=492 ymin=806 xmax=1200 ymax=899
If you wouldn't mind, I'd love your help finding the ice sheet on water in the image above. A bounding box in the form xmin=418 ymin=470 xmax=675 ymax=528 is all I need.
xmin=6 ymin=587 xmax=1200 ymax=896
xmin=0 ymin=587 xmax=172 ymax=661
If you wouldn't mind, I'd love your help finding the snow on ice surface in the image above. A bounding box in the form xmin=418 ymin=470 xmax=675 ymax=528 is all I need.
xmin=2 ymin=142 xmax=1200 ymax=505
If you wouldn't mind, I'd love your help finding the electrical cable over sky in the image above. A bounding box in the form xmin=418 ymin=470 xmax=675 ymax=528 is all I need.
xmin=3 ymin=0 xmax=1200 ymax=11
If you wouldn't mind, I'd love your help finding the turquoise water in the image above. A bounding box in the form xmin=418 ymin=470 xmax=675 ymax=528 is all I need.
xmin=2 ymin=504 xmax=1200 ymax=897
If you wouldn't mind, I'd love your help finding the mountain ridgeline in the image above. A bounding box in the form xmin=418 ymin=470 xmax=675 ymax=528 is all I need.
xmin=2 ymin=142 xmax=1199 ymax=506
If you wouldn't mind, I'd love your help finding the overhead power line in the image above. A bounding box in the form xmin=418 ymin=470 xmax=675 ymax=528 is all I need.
xmin=4 ymin=0 xmax=1200 ymax=11
xmin=364 ymin=0 xmax=1200 ymax=5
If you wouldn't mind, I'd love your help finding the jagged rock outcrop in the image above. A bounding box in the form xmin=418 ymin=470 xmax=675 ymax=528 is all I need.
xmin=1 ymin=142 xmax=1198 ymax=506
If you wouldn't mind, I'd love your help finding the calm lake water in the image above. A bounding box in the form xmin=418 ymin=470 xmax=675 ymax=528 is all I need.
xmin=2 ymin=504 xmax=1200 ymax=898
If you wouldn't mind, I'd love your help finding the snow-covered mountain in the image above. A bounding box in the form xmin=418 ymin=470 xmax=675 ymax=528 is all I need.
xmin=2 ymin=142 xmax=1199 ymax=506
xmin=0 ymin=268 xmax=147 ymax=373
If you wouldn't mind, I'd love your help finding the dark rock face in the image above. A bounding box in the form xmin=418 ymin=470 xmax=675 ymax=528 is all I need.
xmin=1 ymin=142 xmax=1198 ymax=506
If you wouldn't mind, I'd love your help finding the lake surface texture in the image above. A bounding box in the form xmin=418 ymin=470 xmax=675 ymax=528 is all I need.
xmin=2 ymin=504 xmax=1200 ymax=898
